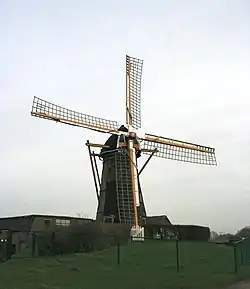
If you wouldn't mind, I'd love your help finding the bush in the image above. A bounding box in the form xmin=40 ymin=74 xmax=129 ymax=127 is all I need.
xmin=144 ymin=224 xmax=210 ymax=241
xmin=35 ymin=222 xmax=131 ymax=256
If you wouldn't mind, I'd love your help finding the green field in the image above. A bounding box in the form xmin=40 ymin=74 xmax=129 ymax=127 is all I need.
xmin=0 ymin=240 xmax=249 ymax=289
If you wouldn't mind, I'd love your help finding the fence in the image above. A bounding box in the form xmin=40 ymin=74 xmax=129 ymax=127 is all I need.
xmin=234 ymin=237 xmax=250 ymax=273
xmin=1 ymin=229 xmax=250 ymax=276
xmin=1 ymin=232 xmax=250 ymax=289
xmin=115 ymin=237 xmax=249 ymax=274
xmin=0 ymin=224 xmax=131 ymax=259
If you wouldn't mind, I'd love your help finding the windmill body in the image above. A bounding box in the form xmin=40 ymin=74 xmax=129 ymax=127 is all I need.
xmin=96 ymin=126 xmax=147 ymax=226
xmin=30 ymin=55 xmax=217 ymax=238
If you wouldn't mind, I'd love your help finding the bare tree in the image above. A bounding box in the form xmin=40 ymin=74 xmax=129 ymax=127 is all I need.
xmin=76 ymin=212 xmax=91 ymax=219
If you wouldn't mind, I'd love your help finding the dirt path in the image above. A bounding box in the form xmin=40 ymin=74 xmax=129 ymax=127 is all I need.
xmin=226 ymin=279 xmax=250 ymax=289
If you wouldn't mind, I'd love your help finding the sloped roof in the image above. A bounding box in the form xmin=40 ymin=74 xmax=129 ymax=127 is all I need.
xmin=0 ymin=215 xmax=35 ymax=231
xmin=146 ymin=215 xmax=172 ymax=226
xmin=0 ymin=214 xmax=94 ymax=231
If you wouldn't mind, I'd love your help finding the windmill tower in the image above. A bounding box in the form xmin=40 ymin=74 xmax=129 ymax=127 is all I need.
xmin=30 ymin=55 xmax=217 ymax=237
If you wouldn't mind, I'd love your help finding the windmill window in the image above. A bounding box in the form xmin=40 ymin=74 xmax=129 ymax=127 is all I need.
xmin=56 ymin=219 xmax=71 ymax=227
xmin=44 ymin=219 xmax=51 ymax=226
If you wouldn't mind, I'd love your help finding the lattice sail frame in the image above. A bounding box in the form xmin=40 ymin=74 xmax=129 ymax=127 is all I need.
xmin=126 ymin=55 xmax=143 ymax=130
xmin=31 ymin=96 xmax=119 ymax=133
xmin=141 ymin=134 xmax=216 ymax=165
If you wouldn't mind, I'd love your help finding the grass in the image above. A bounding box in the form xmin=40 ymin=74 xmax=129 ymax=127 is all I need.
xmin=0 ymin=240 xmax=249 ymax=289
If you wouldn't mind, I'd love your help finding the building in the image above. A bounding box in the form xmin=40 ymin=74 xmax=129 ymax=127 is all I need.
xmin=0 ymin=214 xmax=94 ymax=231
xmin=146 ymin=215 xmax=171 ymax=226
xmin=144 ymin=215 xmax=175 ymax=239
xmin=0 ymin=214 xmax=94 ymax=255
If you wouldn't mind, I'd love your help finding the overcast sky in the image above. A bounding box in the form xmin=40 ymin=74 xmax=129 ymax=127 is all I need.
xmin=1 ymin=0 xmax=250 ymax=233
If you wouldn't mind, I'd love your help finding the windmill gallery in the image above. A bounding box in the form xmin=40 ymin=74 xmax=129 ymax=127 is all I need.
xmin=28 ymin=55 xmax=217 ymax=240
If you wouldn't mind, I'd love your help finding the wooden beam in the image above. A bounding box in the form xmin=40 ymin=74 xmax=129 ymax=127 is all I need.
xmin=85 ymin=142 xmax=109 ymax=148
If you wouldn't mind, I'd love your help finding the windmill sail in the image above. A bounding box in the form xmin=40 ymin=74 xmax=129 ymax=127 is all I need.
xmin=126 ymin=55 xmax=143 ymax=130
xmin=142 ymin=133 xmax=216 ymax=165
xmin=31 ymin=96 xmax=119 ymax=134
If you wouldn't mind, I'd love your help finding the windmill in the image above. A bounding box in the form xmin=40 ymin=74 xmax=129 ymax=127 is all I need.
xmin=30 ymin=55 xmax=217 ymax=238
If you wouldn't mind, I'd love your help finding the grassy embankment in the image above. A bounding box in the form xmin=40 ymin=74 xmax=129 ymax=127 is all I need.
xmin=0 ymin=240 xmax=249 ymax=289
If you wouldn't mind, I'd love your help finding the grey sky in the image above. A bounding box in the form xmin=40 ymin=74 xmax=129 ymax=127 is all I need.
xmin=1 ymin=0 xmax=250 ymax=233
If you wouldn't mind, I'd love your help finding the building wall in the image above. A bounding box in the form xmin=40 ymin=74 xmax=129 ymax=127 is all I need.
xmin=31 ymin=216 xmax=92 ymax=232
xmin=11 ymin=231 xmax=33 ymax=255
xmin=0 ymin=216 xmax=34 ymax=231
xmin=0 ymin=215 xmax=93 ymax=255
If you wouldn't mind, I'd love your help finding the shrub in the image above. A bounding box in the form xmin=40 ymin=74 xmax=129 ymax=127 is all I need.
xmin=35 ymin=222 xmax=131 ymax=256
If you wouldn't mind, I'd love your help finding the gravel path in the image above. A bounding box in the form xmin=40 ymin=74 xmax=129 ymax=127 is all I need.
xmin=226 ymin=279 xmax=250 ymax=289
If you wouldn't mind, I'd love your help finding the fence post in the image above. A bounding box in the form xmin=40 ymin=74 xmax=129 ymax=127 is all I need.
xmin=240 ymin=245 xmax=243 ymax=266
xmin=176 ymin=239 xmax=180 ymax=273
xmin=117 ymin=242 xmax=120 ymax=265
xmin=51 ymin=232 xmax=55 ymax=254
xmin=31 ymin=232 xmax=36 ymax=257
xmin=233 ymin=244 xmax=238 ymax=273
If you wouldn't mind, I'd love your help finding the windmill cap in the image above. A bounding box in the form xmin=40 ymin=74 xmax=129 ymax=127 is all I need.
xmin=118 ymin=125 xmax=128 ymax=132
